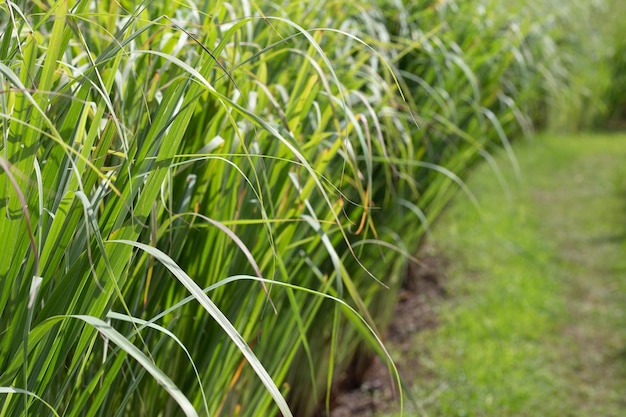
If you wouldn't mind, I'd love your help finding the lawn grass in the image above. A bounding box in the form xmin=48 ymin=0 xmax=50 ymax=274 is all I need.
xmin=388 ymin=133 xmax=626 ymax=416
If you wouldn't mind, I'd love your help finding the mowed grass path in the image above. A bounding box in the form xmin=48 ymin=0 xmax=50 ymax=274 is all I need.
xmin=392 ymin=133 xmax=626 ymax=417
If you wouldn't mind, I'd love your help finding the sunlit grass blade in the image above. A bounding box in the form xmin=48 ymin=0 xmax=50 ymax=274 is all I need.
xmin=107 ymin=239 xmax=294 ymax=417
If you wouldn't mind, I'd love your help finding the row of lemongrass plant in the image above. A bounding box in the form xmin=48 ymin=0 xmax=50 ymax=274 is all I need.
xmin=601 ymin=0 xmax=626 ymax=127
xmin=0 ymin=0 xmax=617 ymax=416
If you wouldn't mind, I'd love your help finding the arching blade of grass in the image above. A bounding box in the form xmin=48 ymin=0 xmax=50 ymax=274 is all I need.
xmin=0 ymin=387 xmax=60 ymax=417
xmin=107 ymin=239 xmax=294 ymax=417
xmin=32 ymin=315 xmax=198 ymax=417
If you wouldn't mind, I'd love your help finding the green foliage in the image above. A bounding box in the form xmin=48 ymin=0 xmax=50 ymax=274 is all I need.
xmin=601 ymin=0 xmax=626 ymax=126
xmin=0 ymin=0 xmax=618 ymax=416
xmin=389 ymin=133 xmax=626 ymax=417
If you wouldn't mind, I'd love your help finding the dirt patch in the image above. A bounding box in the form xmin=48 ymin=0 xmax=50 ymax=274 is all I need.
xmin=316 ymin=248 xmax=447 ymax=417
